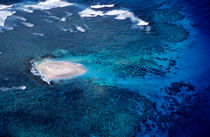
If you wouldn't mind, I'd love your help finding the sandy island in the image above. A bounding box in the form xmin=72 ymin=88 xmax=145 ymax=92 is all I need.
xmin=36 ymin=60 xmax=86 ymax=81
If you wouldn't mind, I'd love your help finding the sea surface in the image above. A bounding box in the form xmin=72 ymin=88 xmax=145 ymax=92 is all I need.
xmin=0 ymin=0 xmax=209 ymax=137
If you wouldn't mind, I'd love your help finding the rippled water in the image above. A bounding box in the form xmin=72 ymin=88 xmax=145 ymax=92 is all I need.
xmin=0 ymin=0 xmax=209 ymax=137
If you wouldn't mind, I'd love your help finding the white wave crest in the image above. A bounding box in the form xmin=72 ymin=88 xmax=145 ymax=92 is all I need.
xmin=0 ymin=5 xmax=12 ymax=10
xmin=90 ymin=4 xmax=115 ymax=9
xmin=105 ymin=10 xmax=149 ymax=26
xmin=0 ymin=85 xmax=26 ymax=91
xmin=22 ymin=22 xmax=34 ymax=27
xmin=44 ymin=11 xmax=52 ymax=15
xmin=79 ymin=8 xmax=104 ymax=17
xmin=105 ymin=10 xmax=127 ymax=16
xmin=69 ymin=28 xmax=73 ymax=32
xmin=65 ymin=11 xmax=73 ymax=16
xmin=49 ymin=15 xmax=60 ymax=20
xmin=60 ymin=17 xmax=67 ymax=22
xmin=32 ymin=32 xmax=44 ymax=36
xmin=60 ymin=12 xmax=72 ymax=22
xmin=23 ymin=0 xmax=73 ymax=11
xmin=17 ymin=7 xmax=34 ymax=13
xmin=13 ymin=15 xmax=27 ymax=21
xmin=3 ymin=26 xmax=14 ymax=30
xmin=43 ymin=18 xmax=53 ymax=23
xmin=60 ymin=26 xmax=68 ymax=32
xmin=76 ymin=26 xmax=85 ymax=32
xmin=79 ymin=8 xmax=148 ymax=26
xmin=0 ymin=10 xmax=16 ymax=27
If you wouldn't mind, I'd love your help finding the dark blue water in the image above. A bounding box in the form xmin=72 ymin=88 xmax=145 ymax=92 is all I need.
xmin=0 ymin=0 xmax=209 ymax=137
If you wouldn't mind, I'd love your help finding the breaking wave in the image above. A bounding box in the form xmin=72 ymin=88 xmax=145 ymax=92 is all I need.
xmin=79 ymin=8 xmax=149 ymax=26
xmin=90 ymin=4 xmax=115 ymax=9
xmin=0 ymin=85 xmax=26 ymax=91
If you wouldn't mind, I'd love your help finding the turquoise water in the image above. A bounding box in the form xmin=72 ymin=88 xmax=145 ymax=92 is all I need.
xmin=0 ymin=0 xmax=209 ymax=137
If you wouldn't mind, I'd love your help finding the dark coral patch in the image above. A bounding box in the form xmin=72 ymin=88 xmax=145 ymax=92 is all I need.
xmin=0 ymin=80 xmax=156 ymax=137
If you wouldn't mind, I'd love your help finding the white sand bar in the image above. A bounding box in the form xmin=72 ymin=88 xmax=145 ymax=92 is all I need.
xmin=37 ymin=61 xmax=86 ymax=81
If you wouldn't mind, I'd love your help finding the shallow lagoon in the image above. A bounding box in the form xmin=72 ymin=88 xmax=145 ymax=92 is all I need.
xmin=0 ymin=0 xmax=209 ymax=137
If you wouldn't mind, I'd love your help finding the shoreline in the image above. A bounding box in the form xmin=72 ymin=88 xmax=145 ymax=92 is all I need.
xmin=31 ymin=60 xmax=86 ymax=84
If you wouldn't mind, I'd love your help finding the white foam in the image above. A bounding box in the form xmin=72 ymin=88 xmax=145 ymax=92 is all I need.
xmin=0 ymin=10 xmax=16 ymax=27
xmin=13 ymin=15 xmax=27 ymax=21
xmin=19 ymin=85 xmax=27 ymax=90
xmin=60 ymin=12 xmax=72 ymax=22
xmin=105 ymin=10 xmax=127 ymax=16
xmin=30 ymin=60 xmax=51 ymax=84
xmin=43 ymin=18 xmax=53 ymax=23
xmin=23 ymin=0 xmax=73 ymax=11
xmin=69 ymin=28 xmax=73 ymax=32
xmin=90 ymin=4 xmax=115 ymax=9
xmin=60 ymin=26 xmax=68 ymax=32
xmin=17 ymin=7 xmax=34 ymax=13
xmin=60 ymin=17 xmax=67 ymax=22
xmin=79 ymin=8 xmax=104 ymax=17
xmin=0 ymin=4 xmax=12 ymax=10
xmin=49 ymin=15 xmax=60 ymax=20
xmin=22 ymin=22 xmax=34 ymax=27
xmin=0 ymin=85 xmax=26 ymax=91
xmin=65 ymin=11 xmax=72 ymax=16
xmin=32 ymin=32 xmax=44 ymax=36
xmin=3 ymin=26 xmax=14 ymax=30
xmin=79 ymin=8 xmax=148 ymax=26
xmin=76 ymin=26 xmax=85 ymax=32
xmin=105 ymin=10 xmax=149 ymax=26
xmin=44 ymin=10 xmax=52 ymax=15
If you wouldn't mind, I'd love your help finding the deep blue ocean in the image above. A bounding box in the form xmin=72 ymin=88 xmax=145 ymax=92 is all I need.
xmin=0 ymin=0 xmax=209 ymax=137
